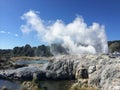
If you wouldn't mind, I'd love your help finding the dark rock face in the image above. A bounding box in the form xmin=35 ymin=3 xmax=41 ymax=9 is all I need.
xmin=78 ymin=68 xmax=89 ymax=79
xmin=75 ymin=65 xmax=89 ymax=80
xmin=36 ymin=71 xmax=46 ymax=80
xmin=0 ymin=74 xmax=7 ymax=80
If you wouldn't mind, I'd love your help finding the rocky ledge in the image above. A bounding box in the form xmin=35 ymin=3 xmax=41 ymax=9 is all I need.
xmin=0 ymin=54 xmax=120 ymax=90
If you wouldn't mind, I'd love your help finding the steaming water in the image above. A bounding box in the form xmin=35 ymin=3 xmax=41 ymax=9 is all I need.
xmin=21 ymin=10 xmax=108 ymax=54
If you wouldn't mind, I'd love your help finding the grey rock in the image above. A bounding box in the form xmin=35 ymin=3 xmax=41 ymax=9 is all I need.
xmin=0 ymin=54 xmax=120 ymax=90
xmin=88 ymin=65 xmax=96 ymax=74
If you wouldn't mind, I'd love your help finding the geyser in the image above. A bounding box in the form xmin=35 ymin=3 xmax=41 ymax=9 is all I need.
xmin=21 ymin=10 xmax=108 ymax=54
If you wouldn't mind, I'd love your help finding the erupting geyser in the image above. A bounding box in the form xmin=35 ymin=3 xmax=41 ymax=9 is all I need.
xmin=21 ymin=10 xmax=108 ymax=54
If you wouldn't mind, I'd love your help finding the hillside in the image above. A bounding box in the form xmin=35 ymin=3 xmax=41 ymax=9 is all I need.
xmin=108 ymin=40 xmax=120 ymax=53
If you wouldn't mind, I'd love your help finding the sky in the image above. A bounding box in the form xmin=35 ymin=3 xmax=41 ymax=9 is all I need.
xmin=0 ymin=0 xmax=120 ymax=49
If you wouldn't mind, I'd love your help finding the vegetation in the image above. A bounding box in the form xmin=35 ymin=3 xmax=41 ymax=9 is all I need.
xmin=0 ymin=44 xmax=53 ymax=58
xmin=108 ymin=40 xmax=120 ymax=53
xmin=0 ymin=49 xmax=12 ymax=57
xmin=0 ymin=40 xmax=120 ymax=58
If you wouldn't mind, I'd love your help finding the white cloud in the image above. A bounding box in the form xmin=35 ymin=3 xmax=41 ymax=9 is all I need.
xmin=0 ymin=30 xmax=6 ymax=33
xmin=0 ymin=30 xmax=19 ymax=37
xmin=20 ymin=10 xmax=108 ymax=54
xmin=20 ymin=10 xmax=45 ymax=35
xmin=7 ymin=32 xmax=10 ymax=34
xmin=15 ymin=34 xmax=18 ymax=37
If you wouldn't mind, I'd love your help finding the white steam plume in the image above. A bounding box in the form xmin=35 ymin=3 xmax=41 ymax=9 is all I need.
xmin=21 ymin=10 xmax=108 ymax=54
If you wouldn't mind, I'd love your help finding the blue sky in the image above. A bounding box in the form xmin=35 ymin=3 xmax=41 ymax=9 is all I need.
xmin=0 ymin=0 xmax=120 ymax=49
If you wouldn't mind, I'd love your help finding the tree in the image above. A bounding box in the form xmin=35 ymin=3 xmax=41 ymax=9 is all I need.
xmin=13 ymin=47 xmax=20 ymax=56
xmin=24 ymin=44 xmax=34 ymax=56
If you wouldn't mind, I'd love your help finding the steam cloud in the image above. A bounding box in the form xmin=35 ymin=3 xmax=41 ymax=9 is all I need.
xmin=21 ymin=10 xmax=108 ymax=54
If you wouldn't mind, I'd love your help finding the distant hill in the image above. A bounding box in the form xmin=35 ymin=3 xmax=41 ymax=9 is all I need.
xmin=108 ymin=40 xmax=120 ymax=53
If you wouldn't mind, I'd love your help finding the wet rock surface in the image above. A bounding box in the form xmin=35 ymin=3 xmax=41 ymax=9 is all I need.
xmin=0 ymin=54 xmax=120 ymax=90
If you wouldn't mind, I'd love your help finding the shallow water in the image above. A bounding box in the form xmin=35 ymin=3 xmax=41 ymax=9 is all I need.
xmin=0 ymin=80 xmax=74 ymax=90
xmin=0 ymin=80 xmax=98 ymax=90
xmin=15 ymin=60 xmax=48 ymax=65
xmin=0 ymin=80 xmax=21 ymax=90
xmin=40 ymin=80 xmax=74 ymax=90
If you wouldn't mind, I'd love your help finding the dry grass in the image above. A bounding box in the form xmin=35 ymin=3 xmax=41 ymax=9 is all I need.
xmin=69 ymin=83 xmax=98 ymax=90
xmin=70 ymin=87 xmax=98 ymax=90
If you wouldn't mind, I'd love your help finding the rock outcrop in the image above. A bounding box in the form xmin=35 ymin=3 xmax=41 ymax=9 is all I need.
xmin=0 ymin=54 xmax=120 ymax=90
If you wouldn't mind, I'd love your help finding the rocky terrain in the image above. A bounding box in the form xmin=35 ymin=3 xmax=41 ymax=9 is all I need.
xmin=47 ymin=54 xmax=120 ymax=90
xmin=0 ymin=54 xmax=120 ymax=90
xmin=0 ymin=57 xmax=27 ymax=70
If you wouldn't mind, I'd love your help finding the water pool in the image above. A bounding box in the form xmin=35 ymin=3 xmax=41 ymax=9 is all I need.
xmin=0 ymin=80 xmax=74 ymax=90
xmin=0 ymin=80 xmax=21 ymax=90
xmin=15 ymin=60 xmax=48 ymax=65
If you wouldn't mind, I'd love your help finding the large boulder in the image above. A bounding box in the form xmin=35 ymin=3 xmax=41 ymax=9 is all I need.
xmin=45 ymin=58 xmax=76 ymax=80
